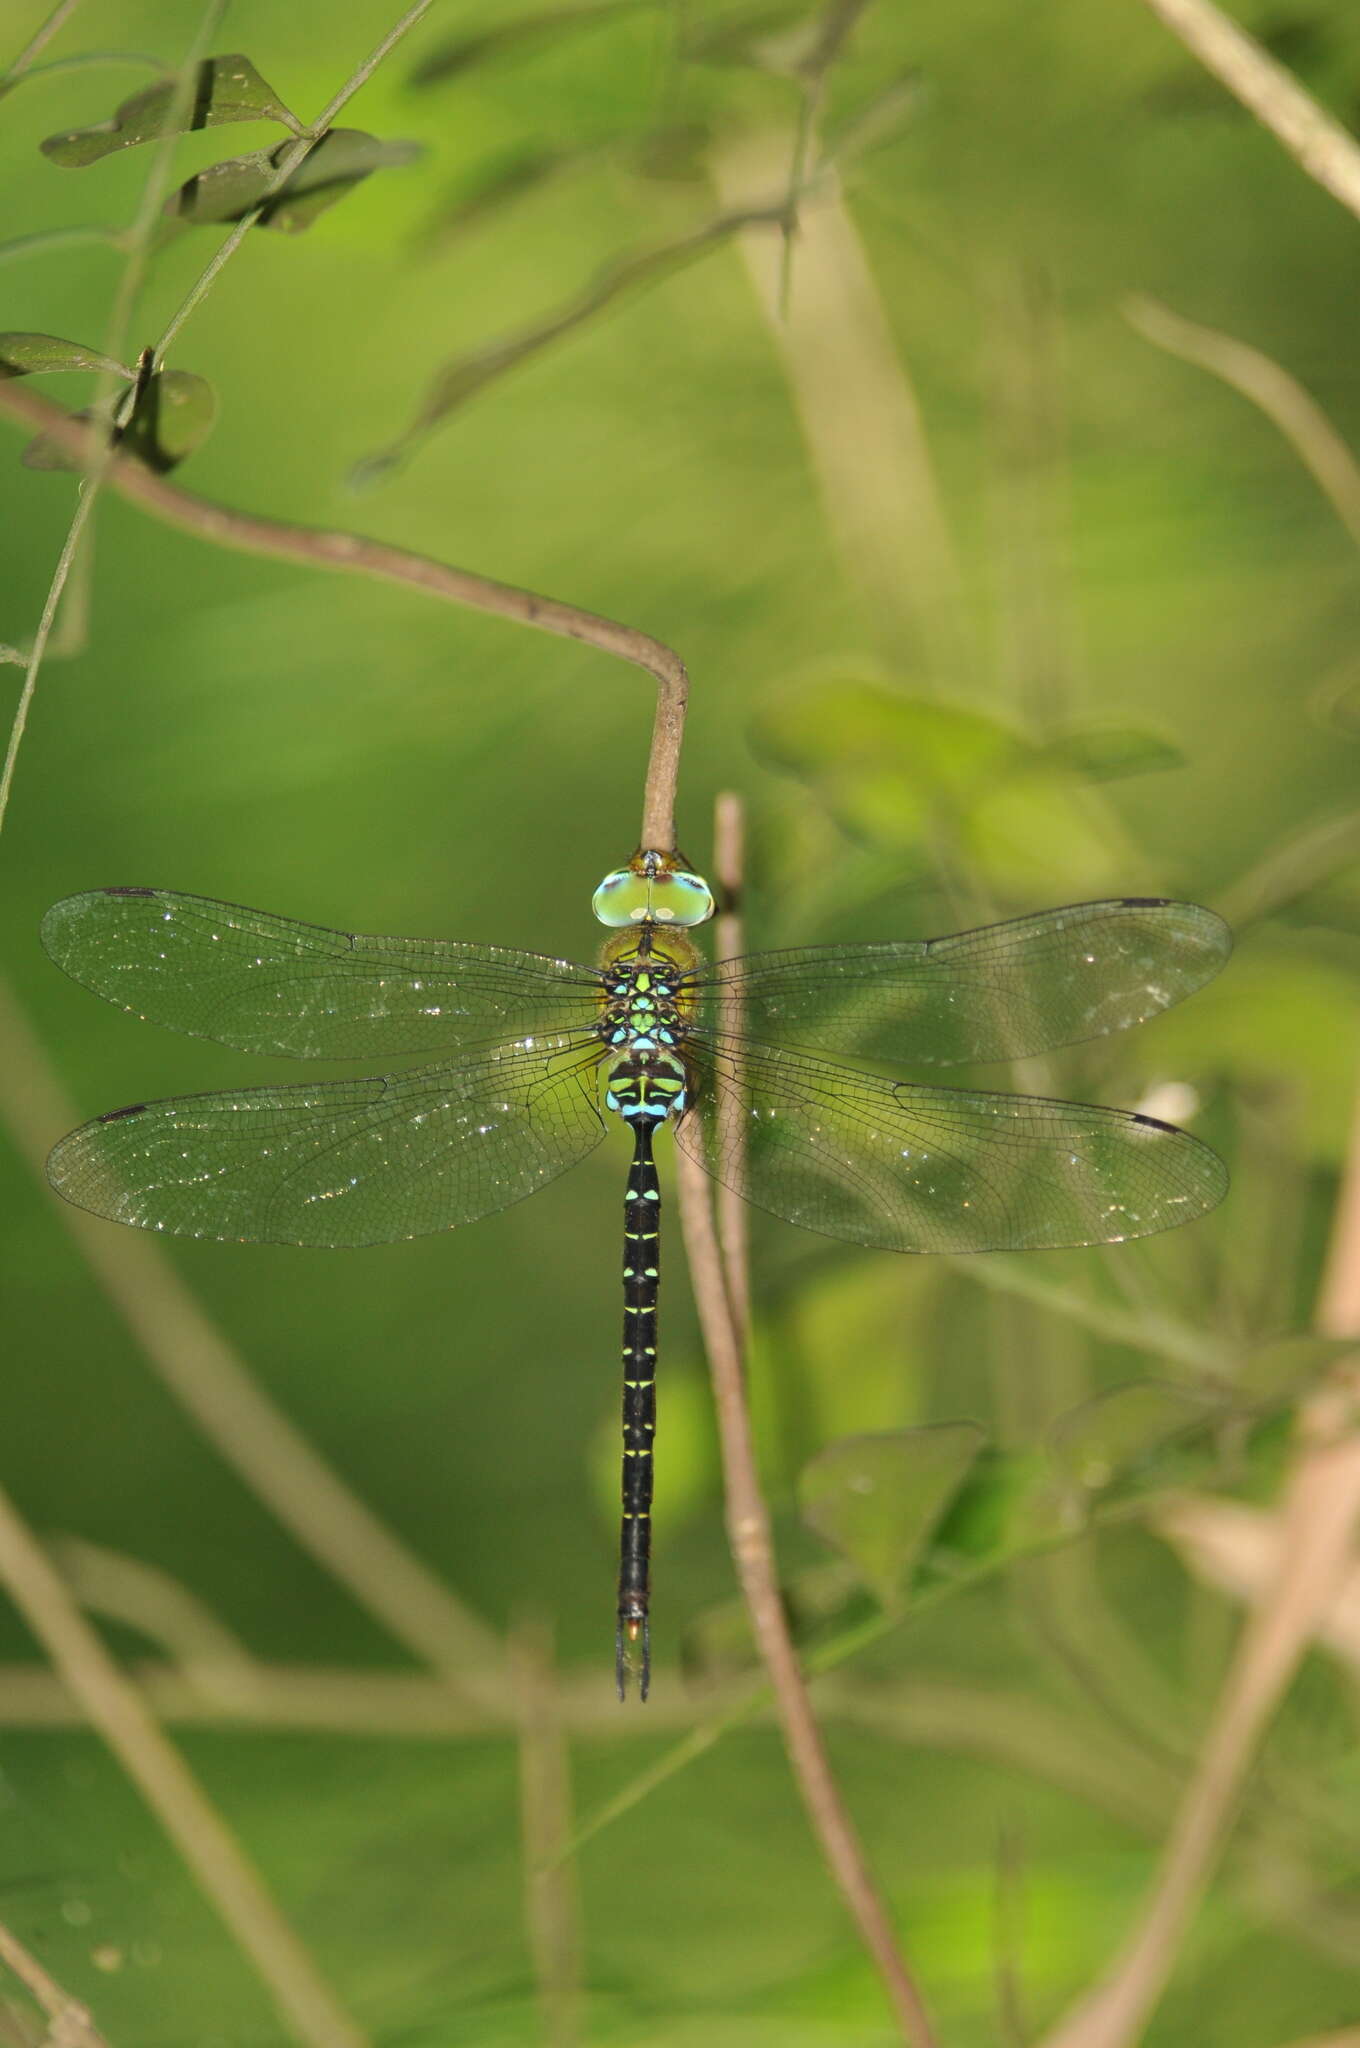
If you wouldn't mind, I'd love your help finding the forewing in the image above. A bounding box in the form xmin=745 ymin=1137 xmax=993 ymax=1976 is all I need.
xmin=676 ymin=1038 xmax=1227 ymax=1253
xmin=42 ymin=889 xmax=601 ymax=1058
xmin=46 ymin=1037 xmax=606 ymax=1246
xmin=697 ymin=900 xmax=1230 ymax=1066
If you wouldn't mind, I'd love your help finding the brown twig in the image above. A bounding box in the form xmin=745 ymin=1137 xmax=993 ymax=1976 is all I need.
xmin=0 ymin=382 xmax=687 ymax=849
xmin=0 ymin=1482 xmax=369 ymax=2048
xmin=1136 ymin=0 xmax=1360 ymax=224
xmin=0 ymin=1915 xmax=109 ymax=2048
xmin=511 ymin=1617 xmax=582 ymax=2048
xmin=673 ymin=1146 xmax=938 ymax=2045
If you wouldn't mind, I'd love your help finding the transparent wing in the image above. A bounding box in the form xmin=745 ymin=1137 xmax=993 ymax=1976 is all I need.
xmin=676 ymin=1037 xmax=1227 ymax=1253
xmin=46 ymin=1037 xmax=606 ymax=1246
xmin=694 ymin=900 xmax=1230 ymax=1066
xmin=42 ymin=889 xmax=602 ymax=1059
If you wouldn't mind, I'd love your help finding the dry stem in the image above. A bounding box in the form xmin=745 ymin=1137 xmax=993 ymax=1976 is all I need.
xmin=1126 ymin=296 xmax=1360 ymax=551
xmin=0 ymin=1484 xmax=368 ymax=2048
xmin=512 ymin=1618 xmax=582 ymax=2048
xmin=1136 ymin=0 xmax=1360 ymax=223
xmin=674 ymin=1147 xmax=937 ymax=2045
xmin=0 ymin=1916 xmax=108 ymax=2048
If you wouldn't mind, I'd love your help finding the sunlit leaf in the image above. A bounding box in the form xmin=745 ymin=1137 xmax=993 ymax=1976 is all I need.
xmin=0 ymin=332 xmax=131 ymax=380
xmin=40 ymin=55 xmax=300 ymax=166
xmin=750 ymin=680 xmax=1129 ymax=896
xmin=1045 ymin=724 xmax=1187 ymax=782
xmin=164 ymin=130 xmax=421 ymax=234
xmin=409 ymin=0 xmax=653 ymax=86
xmin=799 ymin=1422 xmax=985 ymax=1606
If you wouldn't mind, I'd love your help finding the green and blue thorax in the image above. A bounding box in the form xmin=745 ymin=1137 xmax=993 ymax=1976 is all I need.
xmin=596 ymin=933 xmax=698 ymax=1127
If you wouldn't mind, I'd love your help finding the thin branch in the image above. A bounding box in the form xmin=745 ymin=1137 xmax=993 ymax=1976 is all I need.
xmin=0 ymin=1483 xmax=369 ymax=2048
xmin=674 ymin=1145 xmax=938 ymax=2046
xmin=711 ymin=136 xmax=968 ymax=678
xmin=153 ymin=0 xmax=440 ymax=362
xmin=0 ymin=1917 xmax=108 ymax=2048
xmin=1126 ymin=295 xmax=1360 ymax=552
xmin=0 ymin=0 xmax=228 ymax=840
xmin=511 ymin=1617 xmax=582 ymax=2048
xmin=360 ymin=202 xmax=791 ymax=480
xmin=0 ymin=381 xmax=688 ymax=850
xmin=0 ymin=976 xmax=509 ymax=1713
xmin=1136 ymin=0 xmax=1360 ymax=223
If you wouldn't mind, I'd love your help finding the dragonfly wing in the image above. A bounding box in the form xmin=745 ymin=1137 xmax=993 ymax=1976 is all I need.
xmin=42 ymin=890 xmax=601 ymax=1058
xmin=676 ymin=1037 xmax=1227 ymax=1253
xmin=698 ymin=900 xmax=1230 ymax=1065
xmin=47 ymin=1038 xmax=606 ymax=1246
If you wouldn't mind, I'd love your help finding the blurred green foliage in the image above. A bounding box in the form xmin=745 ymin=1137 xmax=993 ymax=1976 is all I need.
xmin=2 ymin=1 xmax=1360 ymax=2044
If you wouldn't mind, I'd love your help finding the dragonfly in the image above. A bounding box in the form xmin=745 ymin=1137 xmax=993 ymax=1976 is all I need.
xmin=42 ymin=854 xmax=1230 ymax=1697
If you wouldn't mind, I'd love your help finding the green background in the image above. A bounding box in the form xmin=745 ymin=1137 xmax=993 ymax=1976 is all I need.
xmin=2 ymin=2 xmax=1360 ymax=2042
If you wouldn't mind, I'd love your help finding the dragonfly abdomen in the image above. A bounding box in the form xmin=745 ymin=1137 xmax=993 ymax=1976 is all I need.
xmin=617 ymin=1117 xmax=661 ymax=1698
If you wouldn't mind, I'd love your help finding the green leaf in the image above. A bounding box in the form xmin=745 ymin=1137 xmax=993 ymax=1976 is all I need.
xmin=164 ymin=130 xmax=422 ymax=234
xmin=121 ymin=370 xmax=217 ymax=472
xmin=1046 ymin=1381 xmax=1219 ymax=1496
xmin=1234 ymin=1334 xmax=1355 ymax=1403
xmin=799 ymin=1422 xmax=985 ymax=1607
xmin=1044 ymin=724 xmax=1187 ymax=782
xmin=408 ymin=1 xmax=651 ymax=87
xmin=926 ymin=1445 xmax=1065 ymax=1571
xmin=22 ymin=369 xmax=217 ymax=475
xmin=0 ymin=332 xmax=131 ymax=380
xmin=750 ymin=679 xmax=1132 ymax=897
xmin=40 ymin=55 xmax=300 ymax=167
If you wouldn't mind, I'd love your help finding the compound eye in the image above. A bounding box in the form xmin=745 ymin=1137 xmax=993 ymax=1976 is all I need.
xmin=591 ymin=862 xmax=716 ymax=928
xmin=651 ymin=869 xmax=715 ymax=927
xmin=592 ymin=870 xmax=652 ymax=927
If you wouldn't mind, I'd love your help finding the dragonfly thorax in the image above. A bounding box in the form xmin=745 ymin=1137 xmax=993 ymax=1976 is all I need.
xmin=597 ymin=953 xmax=693 ymax=1125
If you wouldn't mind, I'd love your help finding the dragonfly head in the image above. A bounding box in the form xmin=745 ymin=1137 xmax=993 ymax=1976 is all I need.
xmin=592 ymin=851 xmax=715 ymax=930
